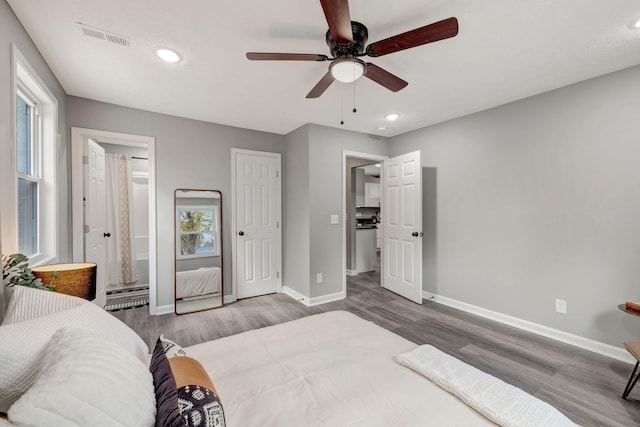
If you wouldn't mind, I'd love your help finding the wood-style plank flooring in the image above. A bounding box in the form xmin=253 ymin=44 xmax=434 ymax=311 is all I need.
xmin=113 ymin=271 xmax=640 ymax=426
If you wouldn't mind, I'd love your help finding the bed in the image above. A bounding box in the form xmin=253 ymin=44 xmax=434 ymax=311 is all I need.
xmin=176 ymin=266 xmax=222 ymax=299
xmin=0 ymin=286 xmax=577 ymax=427
xmin=188 ymin=310 xmax=497 ymax=426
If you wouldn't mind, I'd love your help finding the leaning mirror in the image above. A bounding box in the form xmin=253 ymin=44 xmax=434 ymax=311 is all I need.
xmin=174 ymin=189 xmax=223 ymax=314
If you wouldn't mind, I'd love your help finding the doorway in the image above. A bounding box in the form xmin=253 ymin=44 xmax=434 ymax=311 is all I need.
xmin=342 ymin=151 xmax=387 ymax=298
xmin=71 ymin=128 xmax=157 ymax=314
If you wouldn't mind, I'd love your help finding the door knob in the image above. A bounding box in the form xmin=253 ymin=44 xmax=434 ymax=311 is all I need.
xmin=411 ymin=232 xmax=419 ymax=237
xmin=238 ymin=231 xmax=245 ymax=236
xmin=104 ymin=232 xmax=111 ymax=238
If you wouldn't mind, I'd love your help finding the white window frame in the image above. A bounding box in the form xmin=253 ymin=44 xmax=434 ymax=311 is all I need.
xmin=10 ymin=45 xmax=58 ymax=266
xmin=175 ymin=204 xmax=221 ymax=260
xmin=15 ymin=87 xmax=42 ymax=256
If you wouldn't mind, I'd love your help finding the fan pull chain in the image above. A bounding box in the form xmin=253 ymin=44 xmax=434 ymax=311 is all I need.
xmin=353 ymin=78 xmax=357 ymax=114
xmin=340 ymin=83 xmax=345 ymax=125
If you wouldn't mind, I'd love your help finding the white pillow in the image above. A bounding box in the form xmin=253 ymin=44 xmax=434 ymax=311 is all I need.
xmin=2 ymin=286 xmax=87 ymax=325
xmin=7 ymin=328 xmax=156 ymax=427
xmin=0 ymin=302 xmax=149 ymax=412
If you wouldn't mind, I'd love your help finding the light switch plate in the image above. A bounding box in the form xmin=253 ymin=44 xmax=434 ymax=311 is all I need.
xmin=330 ymin=214 xmax=339 ymax=225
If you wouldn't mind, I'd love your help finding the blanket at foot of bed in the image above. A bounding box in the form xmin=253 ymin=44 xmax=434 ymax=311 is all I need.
xmin=396 ymin=345 xmax=578 ymax=427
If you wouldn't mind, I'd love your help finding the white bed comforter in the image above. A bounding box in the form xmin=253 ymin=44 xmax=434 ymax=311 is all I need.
xmin=186 ymin=311 xmax=498 ymax=427
xmin=175 ymin=266 xmax=221 ymax=299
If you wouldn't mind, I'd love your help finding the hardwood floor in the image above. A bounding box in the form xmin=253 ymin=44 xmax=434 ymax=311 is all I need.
xmin=113 ymin=270 xmax=640 ymax=426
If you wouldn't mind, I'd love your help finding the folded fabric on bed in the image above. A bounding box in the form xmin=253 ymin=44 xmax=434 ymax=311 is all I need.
xmin=396 ymin=345 xmax=577 ymax=427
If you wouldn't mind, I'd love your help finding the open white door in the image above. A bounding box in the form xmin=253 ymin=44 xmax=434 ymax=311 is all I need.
xmin=382 ymin=150 xmax=422 ymax=304
xmin=85 ymin=139 xmax=108 ymax=307
xmin=233 ymin=150 xmax=281 ymax=299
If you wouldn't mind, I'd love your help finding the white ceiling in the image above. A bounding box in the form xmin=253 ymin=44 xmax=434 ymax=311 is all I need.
xmin=8 ymin=0 xmax=640 ymax=137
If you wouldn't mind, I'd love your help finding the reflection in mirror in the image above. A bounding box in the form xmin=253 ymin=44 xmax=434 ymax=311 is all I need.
xmin=174 ymin=189 xmax=223 ymax=314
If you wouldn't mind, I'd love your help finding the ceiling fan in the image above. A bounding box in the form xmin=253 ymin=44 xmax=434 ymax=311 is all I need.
xmin=246 ymin=0 xmax=459 ymax=98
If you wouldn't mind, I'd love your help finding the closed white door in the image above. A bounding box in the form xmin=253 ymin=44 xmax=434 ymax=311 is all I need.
xmin=234 ymin=150 xmax=281 ymax=299
xmin=85 ymin=139 xmax=107 ymax=307
xmin=382 ymin=150 xmax=422 ymax=304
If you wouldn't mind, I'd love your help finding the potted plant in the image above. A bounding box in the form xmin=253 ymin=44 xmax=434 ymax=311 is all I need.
xmin=2 ymin=253 xmax=54 ymax=291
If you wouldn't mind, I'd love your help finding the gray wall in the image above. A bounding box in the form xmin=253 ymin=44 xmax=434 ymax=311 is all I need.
xmin=0 ymin=0 xmax=69 ymax=317
xmin=308 ymin=125 xmax=389 ymax=298
xmin=283 ymin=125 xmax=310 ymax=297
xmin=390 ymin=65 xmax=640 ymax=347
xmin=67 ymin=96 xmax=285 ymax=308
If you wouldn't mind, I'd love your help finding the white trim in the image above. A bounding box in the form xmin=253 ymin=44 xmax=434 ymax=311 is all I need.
xmin=231 ymin=148 xmax=282 ymax=302
xmin=309 ymin=291 xmax=345 ymax=306
xmin=224 ymin=295 xmax=237 ymax=304
xmin=341 ymin=150 xmax=388 ymax=299
xmin=71 ymin=128 xmax=158 ymax=315
xmin=282 ymin=286 xmax=310 ymax=306
xmin=345 ymin=269 xmax=358 ymax=276
xmin=424 ymin=292 xmax=635 ymax=365
xmin=155 ymin=304 xmax=175 ymax=315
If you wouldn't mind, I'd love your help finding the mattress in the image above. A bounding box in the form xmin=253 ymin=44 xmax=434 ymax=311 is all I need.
xmin=175 ymin=266 xmax=221 ymax=299
xmin=186 ymin=310 xmax=497 ymax=426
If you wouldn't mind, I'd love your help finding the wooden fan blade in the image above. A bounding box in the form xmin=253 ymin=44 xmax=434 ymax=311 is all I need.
xmin=306 ymin=71 xmax=335 ymax=98
xmin=319 ymin=0 xmax=353 ymax=44
xmin=246 ymin=52 xmax=329 ymax=61
xmin=366 ymin=17 xmax=458 ymax=57
xmin=364 ymin=63 xmax=408 ymax=92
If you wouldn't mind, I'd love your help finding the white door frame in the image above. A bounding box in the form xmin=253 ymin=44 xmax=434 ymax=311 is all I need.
xmin=230 ymin=148 xmax=282 ymax=302
xmin=341 ymin=150 xmax=388 ymax=297
xmin=71 ymin=127 xmax=158 ymax=314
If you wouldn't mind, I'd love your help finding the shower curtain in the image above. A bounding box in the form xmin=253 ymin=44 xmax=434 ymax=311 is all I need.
xmin=105 ymin=154 xmax=137 ymax=285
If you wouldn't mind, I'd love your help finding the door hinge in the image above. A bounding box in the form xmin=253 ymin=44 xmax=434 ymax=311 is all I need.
xmin=82 ymin=155 xmax=89 ymax=165
xmin=84 ymin=224 xmax=89 ymax=234
xmin=277 ymin=272 xmax=280 ymax=279
xmin=276 ymin=221 xmax=279 ymax=228
xmin=276 ymin=170 xmax=280 ymax=178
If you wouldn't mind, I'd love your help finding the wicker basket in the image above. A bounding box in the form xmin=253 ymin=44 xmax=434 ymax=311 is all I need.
xmin=31 ymin=263 xmax=97 ymax=300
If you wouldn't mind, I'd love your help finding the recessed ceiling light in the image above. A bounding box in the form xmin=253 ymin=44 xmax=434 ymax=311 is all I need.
xmin=634 ymin=19 xmax=640 ymax=29
xmin=385 ymin=113 xmax=399 ymax=121
xmin=155 ymin=47 xmax=181 ymax=63
xmin=377 ymin=126 xmax=386 ymax=131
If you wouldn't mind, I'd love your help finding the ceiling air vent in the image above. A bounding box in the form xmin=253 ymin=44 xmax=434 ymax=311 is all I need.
xmin=78 ymin=23 xmax=130 ymax=47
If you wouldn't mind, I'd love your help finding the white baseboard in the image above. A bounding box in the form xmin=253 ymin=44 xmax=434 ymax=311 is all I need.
xmin=309 ymin=291 xmax=345 ymax=307
xmin=282 ymin=286 xmax=310 ymax=306
xmin=423 ymin=292 xmax=635 ymax=364
xmin=223 ymin=295 xmax=236 ymax=304
xmin=346 ymin=269 xmax=358 ymax=276
xmin=155 ymin=304 xmax=175 ymax=315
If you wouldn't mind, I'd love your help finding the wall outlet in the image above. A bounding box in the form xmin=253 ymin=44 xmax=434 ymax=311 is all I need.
xmin=555 ymin=299 xmax=567 ymax=314
xmin=316 ymin=273 xmax=323 ymax=284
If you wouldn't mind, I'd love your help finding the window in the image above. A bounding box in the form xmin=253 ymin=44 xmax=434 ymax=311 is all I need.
xmin=12 ymin=45 xmax=58 ymax=265
xmin=16 ymin=90 xmax=40 ymax=256
xmin=176 ymin=205 xmax=220 ymax=259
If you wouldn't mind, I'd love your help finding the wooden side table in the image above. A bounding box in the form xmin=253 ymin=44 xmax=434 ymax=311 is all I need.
xmin=31 ymin=263 xmax=97 ymax=300
xmin=618 ymin=304 xmax=640 ymax=317
xmin=619 ymin=303 xmax=640 ymax=399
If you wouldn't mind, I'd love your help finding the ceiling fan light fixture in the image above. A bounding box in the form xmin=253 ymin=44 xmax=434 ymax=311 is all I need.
xmin=330 ymin=58 xmax=365 ymax=83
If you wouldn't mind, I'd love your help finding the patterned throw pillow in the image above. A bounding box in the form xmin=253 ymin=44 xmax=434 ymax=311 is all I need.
xmin=150 ymin=335 xmax=226 ymax=427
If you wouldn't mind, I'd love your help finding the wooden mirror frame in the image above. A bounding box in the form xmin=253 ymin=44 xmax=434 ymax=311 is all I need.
xmin=174 ymin=189 xmax=224 ymax=315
